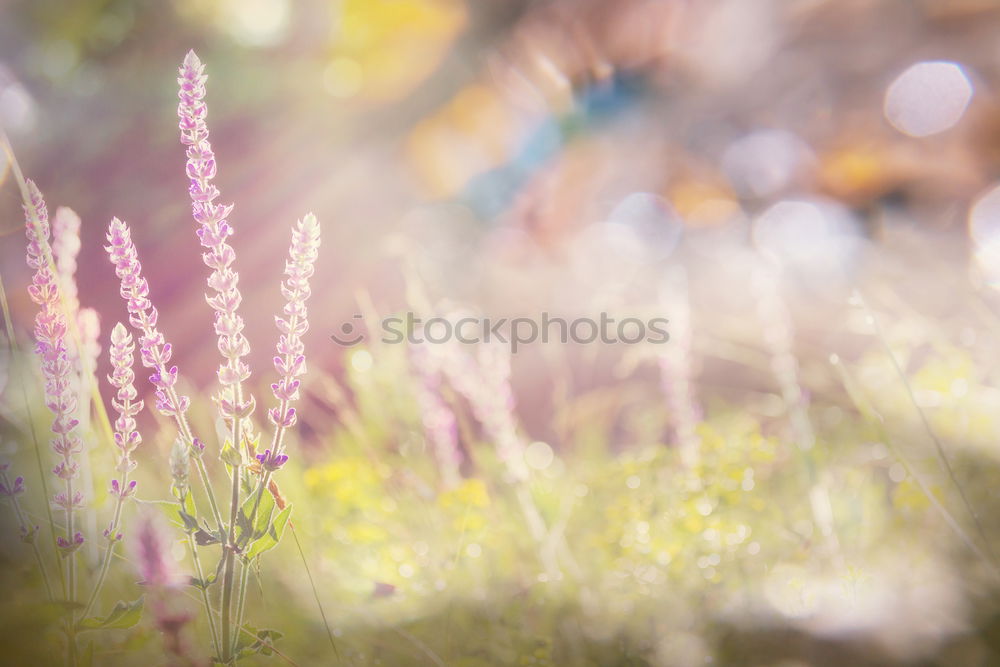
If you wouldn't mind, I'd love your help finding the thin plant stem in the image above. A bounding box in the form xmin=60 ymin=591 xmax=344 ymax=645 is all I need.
xmin=831 ymin=353 xmax=1000 ymax=578
xmin=220 ymin=394 xmax=244 ymax=664
xmin=0 ymin=469 xmax=54 ymax=600
xmin=854 ymin=290 xmax=1000 ymax=569
xmin=79 ymin=498 xmax=124 ymax=620
xmin=187 ymin=513 xmax=221 ymax=659
xmin=231 ymin=389 xmax=293 ymax=643
xmin=231 ymin=560 xmax=250 ymax=656
xmin=288 ymin=522 xmax=339 ymax=662
xmin=0 ymin=275 xmax=60 ymax=599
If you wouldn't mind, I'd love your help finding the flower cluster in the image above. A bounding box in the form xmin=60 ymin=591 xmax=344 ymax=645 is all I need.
xmin=269 ymin=214 xmax=320 ymax=435
xmin=255 ymin=449 xmax=289 ymax=473
xmin=106 ymin=218 xmax=190 ymax=419
xmin=24 ymin=180 xmax=85 ymax=532
xmin=108 ymin=323 xmax=143 ymax=501
xmin=178 ymin=49 xmax=253 ymax=423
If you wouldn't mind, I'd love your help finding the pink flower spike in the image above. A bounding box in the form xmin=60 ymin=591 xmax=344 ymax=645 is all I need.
xmin=106 ymin=218 xmax=190 ymax=419
xmin=178 ymin=50 xmax=254 ymax=425
xmin=268 ymin=214 xmax=320 ymax=433
xmin=24 ymin=180 xmax=86 ymax=539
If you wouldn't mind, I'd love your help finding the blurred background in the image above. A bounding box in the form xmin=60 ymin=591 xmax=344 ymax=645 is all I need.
xmin=4 ymin=0 xmax=1000 ymax=665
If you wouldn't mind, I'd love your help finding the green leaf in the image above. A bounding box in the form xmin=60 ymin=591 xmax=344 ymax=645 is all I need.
xmin=189 ymin=574 xmax=218 ymax=590
xmin=244 ymin=504 xmax=291 ymax=560
xmin=221 ymin=440 xmax=242 ymax=467
xmin=194 ymin=528 xmax=221 ymax=546
xmin=178 ymin=511 xmax=200 ymax=533
xmin=78 ymin=596 xmax=144 ymax=631
xmin=139 ymin=496 xmax=197 ymax=531
xmin=238 ymin=487 xmax=275 ymax=545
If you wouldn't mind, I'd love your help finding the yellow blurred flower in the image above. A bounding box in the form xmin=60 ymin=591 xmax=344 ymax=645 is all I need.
xmin=332 ymin=0 xmax=466 ymax=102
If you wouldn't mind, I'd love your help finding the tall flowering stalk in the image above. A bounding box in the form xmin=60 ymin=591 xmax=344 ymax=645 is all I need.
xmin=234 ymin=214 xmax=320 ymax=652
xmin=178 ymin=50 xmax=255 ymax=663
xmin=24 ymin=180 xmax=85 ymax=607
xmin=106 ymin=217 xmax=224 ymax=530
xmin=81 ymin=323 xmax=141 ymax=619
xmin=52 ymin=204 xmax=104 ymax=561
xmin=94 ymin=51 xmax=321 ymax=662
xmin=178 ymin=50 xmax=254 ymax=435
xmin=267 ymin=214 xmax=320 ymax=460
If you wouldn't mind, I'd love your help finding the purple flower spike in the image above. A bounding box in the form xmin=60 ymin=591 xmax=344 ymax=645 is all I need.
xmin=178 ymin=50 xmax=254 ymax=423
xmin=268 ymin=214 xmax=320 ymax=435
xmin=255 ymin=449 xmax=289 ymax=472
xmin=24 ymin=180 xmax=86 ymax=547
xmin=107 ymin=219 xmax=190 ymax=419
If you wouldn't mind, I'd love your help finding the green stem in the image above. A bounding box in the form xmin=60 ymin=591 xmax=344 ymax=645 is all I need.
xmin=0 ymin=470 xmax=53 ymax=600
xmin=79 ymin=497 xmax=124 ymax=621
xmin=164 ymin=385 xmax=225 ymax=532
xmin=65 ymin=478 xmax=77 ymax=667
xmin=188 ymin=515 xmax=221 ymax=659
xmin=0 ymin=256 xmax=65 ymax=598
xmin=221 ymin=393 xmax=244 ymax=665
xmin=231 ymin=397 xmax=292 ymax=635
xmin=232 ymin=560 xmax=251 ymax=656
xmin=230 ymin=472 xmax=270 ymax=653
xmin=192 ymin=455 xmax=225 ymax=532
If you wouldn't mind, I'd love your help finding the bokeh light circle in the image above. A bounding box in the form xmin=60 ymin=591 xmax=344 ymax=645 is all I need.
xmin=884 ymin=61 xmax=973 ymax=138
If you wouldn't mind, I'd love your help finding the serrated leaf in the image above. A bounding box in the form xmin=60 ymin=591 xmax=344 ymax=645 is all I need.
xmin=244 ymin=505 xmax=291 ymax=560
xmin=78 ymin=597 xmax=144 ymax=631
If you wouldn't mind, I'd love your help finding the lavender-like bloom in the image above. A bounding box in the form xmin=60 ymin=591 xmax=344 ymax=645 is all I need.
xmin=106 ymin=217 xmax=190 ymax=419
xmin=255 ymin=449 xmax=289 ymax=472
xmin=24 ymin=180 xmax=85 ymax=548
xmin=107 ymin=323 xmax=142 ymax=511
xmin=178 ymin=50 xmax=253 ymax=424
xmin=268 ymin=214 xmax=320 ymax=438
xmin=409 ymin=341 xmax=461 ymax=489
